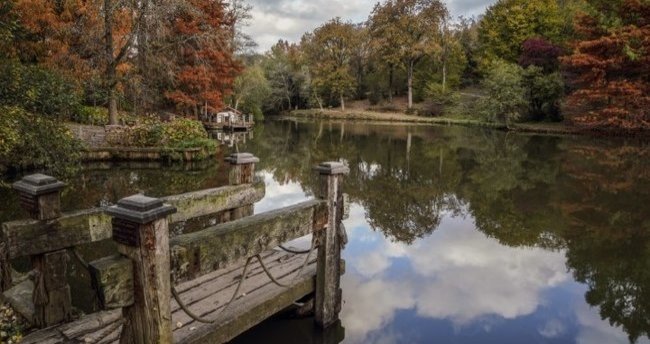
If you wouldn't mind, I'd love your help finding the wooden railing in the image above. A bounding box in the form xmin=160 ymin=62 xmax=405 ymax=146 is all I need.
xmin=1 ymin=153 xmax=348 ymax=343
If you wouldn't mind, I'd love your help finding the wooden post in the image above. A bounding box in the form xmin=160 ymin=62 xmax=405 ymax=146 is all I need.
xmin=11 ymin=174 xmax=71 ymax=327
xmin=106 ymin=195 xmax=176 ymax=344
xmin=314 ymin=162 xmax=349 ymax=328
xmin=225 ymin=153 xmax=259 ymax=220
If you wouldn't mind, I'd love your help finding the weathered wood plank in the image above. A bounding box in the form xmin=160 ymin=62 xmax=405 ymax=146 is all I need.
xmin=172 ymin=251 xmax=315 ymax=327
xmin=170 ymin=200 xmax=327 ymax=283
xmin=89 ymin=255 xmax=134 ymax=309
xmin=2 ymin=208 xmax=111 ymax=259
xmin=59 ymin=308 xmax=123 ymax=339
xmin=162 ymin=181 xmax=264 ymax=224
xmin=174 ymin=260 xmax=316 ymax=343
xmin=314 ymin=162 xmax=347 ymax=328
xmin=32 ymin=250 xmax=72 ymax=327
xmin=116 ymin=218 xmax=173 ymax=344
xmin=21 ymin=309 xmax=123 ymax=344
xmin=2 ymin=183 xmax=264 ymax=259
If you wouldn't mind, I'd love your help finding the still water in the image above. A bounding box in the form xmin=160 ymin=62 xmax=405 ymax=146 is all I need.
xmin=1 ymin=120 xmax=649 ymax=344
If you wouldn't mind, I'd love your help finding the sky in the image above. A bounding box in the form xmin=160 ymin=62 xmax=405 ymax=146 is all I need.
xmin=242 ymin=0 xmax=496 ymax=52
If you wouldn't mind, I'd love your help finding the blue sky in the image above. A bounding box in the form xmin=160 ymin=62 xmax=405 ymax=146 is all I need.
xmin=243 ymin=0 xmax=496 ymax=51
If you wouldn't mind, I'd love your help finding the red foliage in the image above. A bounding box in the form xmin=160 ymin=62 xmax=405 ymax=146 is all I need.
xmin=561 ymin=0 xmax=650 ymax=131
xmin=165 ymin=0 xmax=242 ymax=113
xmin=519 ymin=38 xmax=563 ymax=72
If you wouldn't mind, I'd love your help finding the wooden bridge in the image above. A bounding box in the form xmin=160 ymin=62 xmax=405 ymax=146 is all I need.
xmin=0 ymin=153 xmax=348 ymax=343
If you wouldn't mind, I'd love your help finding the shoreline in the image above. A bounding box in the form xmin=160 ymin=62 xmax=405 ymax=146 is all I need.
xmin=287 ymin=109 xmax=585 ymax=136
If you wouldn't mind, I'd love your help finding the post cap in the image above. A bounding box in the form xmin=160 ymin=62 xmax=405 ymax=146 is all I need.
xmin=315 ymin=161 xmax=350 ymax=175
xmin=106 ymin=194 xmax=176 ymax=224
xmin=12 ymin=173 xmax=66 ymax=196
xmin=225 ymin=152 xmax=259 ymax=165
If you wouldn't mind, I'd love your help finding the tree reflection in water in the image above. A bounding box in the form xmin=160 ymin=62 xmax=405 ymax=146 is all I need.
xmin=238 ymin=120 xmax=650 ymax=343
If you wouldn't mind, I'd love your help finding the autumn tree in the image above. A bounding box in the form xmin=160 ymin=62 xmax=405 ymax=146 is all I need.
xmin=303 ymin=18 xmax=357 ymax=111
xmin=561 ymin=0 xmax=650 ymax=131
xmin=165 ymin=0 xmax=242 ymax=116
xmin=369 ymin=0 xmax=448 ymax=109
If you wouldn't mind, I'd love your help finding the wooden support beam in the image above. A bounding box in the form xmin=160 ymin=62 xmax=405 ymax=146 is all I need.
xmin=31 ymin=250 xmax=72 ymax=327
xmin=170 ymin=200 xmax=327 ymax=284
xmin=106 ymin=194 xmax=176 ymax=344
xmin=10 ymin=174 xmax=72 ymax=327
xmin=89 ymin=255 xmax=134 ymax=309
xmin=314 ymin=162 xmax=348 ymax=328
xmin=2 ymin=183 xmax=264 ymax=260
xmin=2 ymin=208 xmax=111 ymax=259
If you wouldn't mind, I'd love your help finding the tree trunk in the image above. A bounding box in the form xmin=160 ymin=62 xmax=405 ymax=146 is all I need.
xmin=388 ymin=65 xmax=394 ymax=103
xmin=442 ymin=61 xmax=447 ymax=93
xmin=104 ymin=0 xmax=118 ymax=125
xmin=340 ymin=93 xmax=345 ymax=111
xmin=407 ymin=60 xmax=414 ymax=110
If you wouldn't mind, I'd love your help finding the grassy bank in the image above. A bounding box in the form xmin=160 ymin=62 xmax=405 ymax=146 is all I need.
xmin=289 ymin=109 xmax=584 ymax=135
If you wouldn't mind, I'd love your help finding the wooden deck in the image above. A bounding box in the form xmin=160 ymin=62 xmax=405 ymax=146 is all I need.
xmin=21 ymin=248 xmax=317 ymax=344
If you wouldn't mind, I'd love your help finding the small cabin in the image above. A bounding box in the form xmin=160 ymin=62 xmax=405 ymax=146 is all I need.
xmin=203 ymin=107 xmax=254 ymax=131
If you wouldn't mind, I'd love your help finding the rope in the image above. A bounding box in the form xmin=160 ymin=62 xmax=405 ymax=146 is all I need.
xmin=171 ymin=256 xmax=254 ymax=324
xmin=278 ymin=244 xmax=312 ymax=254
xmin=172 ymin=242 xmax=316 ymax=324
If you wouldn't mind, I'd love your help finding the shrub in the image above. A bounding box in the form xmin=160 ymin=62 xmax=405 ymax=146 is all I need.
xmin=161 ymin=118 xmax=208 ymax=146
xmin=0 ymin=60 xmax=81 ymax=118
xmin=0 ymin=106 xmax=82 ymax=177
xmin=521 ymin=66 xmax=564 ymax=121
xmin=106 ymin=116 xmax=212 ymax=152
xmin=477 ymin=60 xmax=527 ymax=124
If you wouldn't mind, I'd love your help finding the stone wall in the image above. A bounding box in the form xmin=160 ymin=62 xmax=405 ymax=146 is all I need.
xmin=66 ymin=123 xmax=107 ymax=148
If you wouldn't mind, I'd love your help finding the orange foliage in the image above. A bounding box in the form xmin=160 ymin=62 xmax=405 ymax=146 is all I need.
xmin=561 ymin=0 xmax=650 ymax=131
xmin=165 ymin=0 xmax=242 ymax=113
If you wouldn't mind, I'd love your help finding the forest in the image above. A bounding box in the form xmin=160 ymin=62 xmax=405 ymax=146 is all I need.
xmin=251 ymin=0 xmax=649 ymax=132
xmin=0 ymin=0 xmax=649 ymax=174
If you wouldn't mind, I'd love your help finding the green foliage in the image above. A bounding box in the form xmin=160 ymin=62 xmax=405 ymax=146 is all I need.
xmin=478 ymin=0 xmax=566 ymax=63
xmin=425 ymin=82 xmax=460 ymax=107
xmin=161 ymin=118 xmax=208 ymax=146
xmin=303 ymin=18 xmax=357 ymax=109
xmin=521 ymin=66 xmax=564 ymax=121
xmin=0 ymin=60 xmax=81 ymax=118
xmin=478 ymin=60 xmax=527 ymax=124
xmin=0 ymin=106 xmax=82 ymax=176
xmin=106 ymin=116 xmax=210 ymax=149
xmin=232 ymin=65 xmax=271 ymax=120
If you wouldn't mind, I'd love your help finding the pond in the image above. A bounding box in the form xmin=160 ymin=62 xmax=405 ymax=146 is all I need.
xmin=1 ymin=120 xmax=649 ymax=344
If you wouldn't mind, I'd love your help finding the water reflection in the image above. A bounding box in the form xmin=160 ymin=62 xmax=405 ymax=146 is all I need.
xmin=230 ymin=120 xmax=650 ymax=344
xmin=1 ymin=120 xmax=648 ymax=343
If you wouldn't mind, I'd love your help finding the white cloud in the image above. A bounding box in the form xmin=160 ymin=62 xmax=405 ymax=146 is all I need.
xmin=340 ymin=215 xmax=570 ymax=342
xmin=243 ymin=0 xmax=496 ymax=51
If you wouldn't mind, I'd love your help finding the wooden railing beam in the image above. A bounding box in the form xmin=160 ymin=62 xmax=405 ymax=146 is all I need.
xmin=170 ymin=199 xmax=327 ymax=284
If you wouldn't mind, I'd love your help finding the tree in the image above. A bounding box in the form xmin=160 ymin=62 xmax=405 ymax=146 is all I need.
xmin=521 ymin=66 xmax=564 ymax=121
xmin=478 ymin=0 xmax=566 ymax=63
xmin=369 ymin=0 xmax=448 ymax=109
xmin=231 ymin=64 xmax=271 ymax=119
xmin=303 ymin=18 xmax=356 ymax=111
xmin=478 ymin=60 xmax=527 ymax=124
xmin=165 ymin=0 xmax=242 ymax=116
xmin=518 ymin=38 xmax=563 ymax=72
xmin=262 ymin=40 xmax=310 ymax=112
xmin=561 ymin=0 xmax=650 ymax=131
